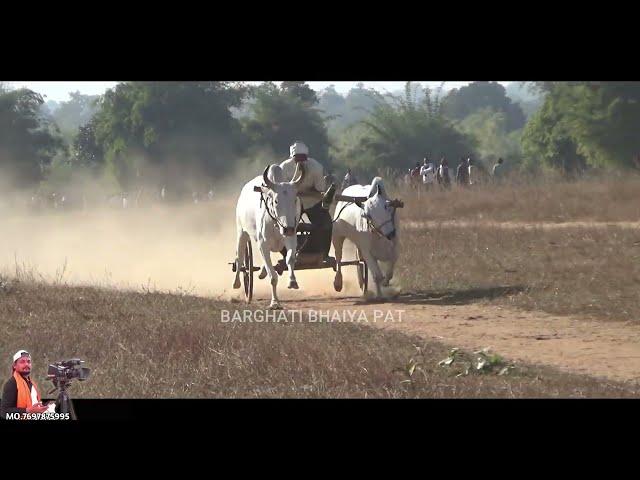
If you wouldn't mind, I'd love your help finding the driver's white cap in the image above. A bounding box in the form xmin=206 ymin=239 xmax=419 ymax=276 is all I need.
xmin=13 ymin=350 xmax=30 ymax=363
xmin=290 ymin=141 xmax=309 ymax=157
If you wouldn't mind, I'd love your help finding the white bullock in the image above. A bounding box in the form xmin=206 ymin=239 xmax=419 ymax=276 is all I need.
xmin=233 ymin=163 xmax=305 ymax=309
xmin=332 ymin=177 xmax=402 ymax=298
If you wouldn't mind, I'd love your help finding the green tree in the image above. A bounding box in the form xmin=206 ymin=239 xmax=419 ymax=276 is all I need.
xmin=456 ymin=108 xmax=523 ymax=167
xmin=72 ymin=117 xmax=104 ymax=172
xmin=52 ymin=91 xmax=100 ymax=137
xmin=320 ymin=83 xmax=387 ymax=137
xmin=342 ymin=83 xmax=384 ymax=127
xmin=560 ymin=82 xmax=640 ymax=168
xmin=92 ymin=81 xmax=247 ymax=190
xmin=280 ymin=81 xmax=318 ymax=106
xmin=521 ymin=86 xmax=586 ymax=174
xmin=318 ymin=85 xmax=345 ymax=114
xmin=335 ymin=82 xmax=475 ymax=175
xmin=442 ymin=81 xmax=526 ymax=132
xmin=242 ymin=82 xmax=330 ymax=164
xmin=318 ymin=84 xmax=347 ymax=136
xmin=521 ymin=82 xmax=640 ymax=172
xmin=0 ymin=87 xmax=64 ymax=187
xmin=505 ymin=83 xmax=545 ymax=119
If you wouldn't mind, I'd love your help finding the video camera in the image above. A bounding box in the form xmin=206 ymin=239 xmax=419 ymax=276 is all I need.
xmin=47 ymin=359 xmax=91 ymax=388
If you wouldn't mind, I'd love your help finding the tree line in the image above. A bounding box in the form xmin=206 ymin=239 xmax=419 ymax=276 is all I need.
xmin=1 ymin=80 xmax=639 ymax=195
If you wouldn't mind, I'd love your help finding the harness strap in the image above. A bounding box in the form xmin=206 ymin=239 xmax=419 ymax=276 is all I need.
xmin=367 ymin=209 xmax=397 ymax=239
xmin=260 ymin=191 xmax=283 ymax=228
xmin=332 ymin=201 xmax=353 ymax=224
xmin=334 ymin=198 xmax=398 ymax=239
xmin=260 ymin=188 xmax=303 ymax=232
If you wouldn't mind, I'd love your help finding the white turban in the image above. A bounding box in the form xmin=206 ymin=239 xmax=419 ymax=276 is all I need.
xmin=290 ymin=141 xmax=309 ymax=157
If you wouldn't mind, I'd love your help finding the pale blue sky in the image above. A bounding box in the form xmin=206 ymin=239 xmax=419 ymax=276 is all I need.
xmin=4 ymin=81 xmax=512 ymax=102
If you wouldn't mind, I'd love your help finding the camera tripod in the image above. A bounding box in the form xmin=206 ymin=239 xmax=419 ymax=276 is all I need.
xmin=48 ymin=380 xmax=78 ymax=420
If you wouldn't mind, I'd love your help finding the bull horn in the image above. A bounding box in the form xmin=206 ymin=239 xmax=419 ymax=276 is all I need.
xmin=263 ymin=165 xmax=276 ymax=189
xmin=291 ymin=161 xmax=306 ymax=186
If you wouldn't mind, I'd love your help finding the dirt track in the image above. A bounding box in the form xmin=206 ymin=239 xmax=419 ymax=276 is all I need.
xmin=281 ymin=291 xmax=640 ymax=384
xmin=3 ymin=203 xmax=639 ymax=386
xmin=247 ymin=232 xmax=640 ymax=385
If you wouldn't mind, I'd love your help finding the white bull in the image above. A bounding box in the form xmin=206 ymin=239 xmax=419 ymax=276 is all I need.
xmin=233 ymin=163 xmax=305 ymax=309
xmin=332 ymin=177 xmax=401 ymax=298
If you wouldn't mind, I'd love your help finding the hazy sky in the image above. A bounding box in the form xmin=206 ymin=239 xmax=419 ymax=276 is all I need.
xmin=4 ymin=81 xmax=512 ymax=102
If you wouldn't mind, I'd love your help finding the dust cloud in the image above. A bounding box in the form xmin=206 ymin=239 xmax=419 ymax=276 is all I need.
xmin=0 ymin=190 xmax=362 ymax=303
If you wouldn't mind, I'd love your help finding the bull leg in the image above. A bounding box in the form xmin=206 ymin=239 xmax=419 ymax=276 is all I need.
xmin=381 ymin=259 xmax=396 ymax=287
xmin=233 ymin=230 xmax=245 ymax=289
xmin=332 ymin=234 xmax=345 ymax=292
xmin=283 ymin=236 xmax=298 ymax=289
xmin=359 ymin=248 xmax=385 ymax=298
xmin=258 ymin=242 xmax=281 ymax=309
xmin=384 ymin=246 xmax=399 ymax=287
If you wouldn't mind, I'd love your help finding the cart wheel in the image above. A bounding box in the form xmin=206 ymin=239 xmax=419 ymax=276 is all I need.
xmin=356 ymin=249 xmax=368 ymax=294
xmin=242 ymin=237 xmax=254 ymax=303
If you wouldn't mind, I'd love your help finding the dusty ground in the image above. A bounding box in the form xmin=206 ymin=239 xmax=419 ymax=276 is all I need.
xmin=2 ymin=191 xmax=639 ymax=391
xmin=5 ymin=281 xmax=637 ymax=398
xmin=284 ymin=292 xmax=640 ymax=384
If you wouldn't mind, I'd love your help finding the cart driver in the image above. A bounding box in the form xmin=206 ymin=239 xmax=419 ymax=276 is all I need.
xmin=278 ymin=141 xmax=336 ymax=259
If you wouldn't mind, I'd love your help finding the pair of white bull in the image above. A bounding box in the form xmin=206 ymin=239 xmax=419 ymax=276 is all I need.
xmin=233 ymin=163 xmax=399 ymax=309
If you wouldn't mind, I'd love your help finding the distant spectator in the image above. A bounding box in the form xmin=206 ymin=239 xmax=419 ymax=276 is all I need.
xmin=467 ymin=157 xmax=476 ymax=186
xmin=456 ymin=157 xmax=469 ymax=187
xmin=420 ymin=157 xmax=435 ymax=190
xmin=492 ymin=158 xmax=505 ymax=182
xmin=437 ymin=158 xmax=451 ymax=190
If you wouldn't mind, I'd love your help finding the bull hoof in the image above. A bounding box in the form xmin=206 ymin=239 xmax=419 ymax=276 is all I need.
xmin=268 ymin=303 xmax=283 ymax=310
xmin=382 ymin=278 xmax=390 ymax=287
xmin=233 ymin=278 xmax=241 ymax=289
xmin=333 ymin=276 xmax=343 ymax=292
xmin=258 ymin=266 xmax=267 ymax=280
xmin=288 ymin=280 xmax=299 ymax=289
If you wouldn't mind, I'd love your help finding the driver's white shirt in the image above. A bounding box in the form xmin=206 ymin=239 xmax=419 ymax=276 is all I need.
xmin=279 ymin=157 xmax=326 ymax=208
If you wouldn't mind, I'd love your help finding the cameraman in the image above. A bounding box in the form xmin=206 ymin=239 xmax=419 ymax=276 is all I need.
xmin=1 ymin=350 xmax=50 ymax=418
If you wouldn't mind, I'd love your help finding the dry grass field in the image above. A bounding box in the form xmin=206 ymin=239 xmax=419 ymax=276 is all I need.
xmin=1 ymin=279 xmax=637 ymax=398
xmin=1 ymin=174 xmax=639 ymax=399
